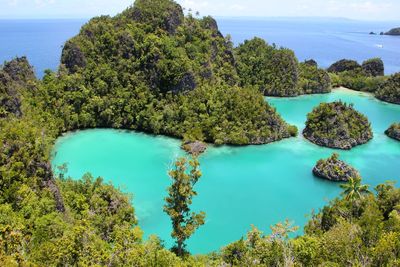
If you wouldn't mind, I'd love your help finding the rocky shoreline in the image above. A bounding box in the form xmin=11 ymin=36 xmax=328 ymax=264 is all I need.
xmin=313 ymin=153 xmax=360 ymax=182
xmin=303 ymin=131 xmax=372 ymax=150
xmin=385 ymin=123 xmax=400 ymax=141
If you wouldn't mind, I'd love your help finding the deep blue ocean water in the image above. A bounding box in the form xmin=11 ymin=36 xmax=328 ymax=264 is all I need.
xmin=218 ymin=18 xmax=400 ymax=74
xmin=0 ymin=19 xmax=86 ymax=77
xmin=0 ymin=18 xmax=399 ymax=77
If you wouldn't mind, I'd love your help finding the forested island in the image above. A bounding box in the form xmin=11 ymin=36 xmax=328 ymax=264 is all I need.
xmin=303 ymin=101 xmax=373 ymax=149
xmin=385 ymin=27 xmax=400 ymax=36
xmin=385 ymin=123 xmax=400 ymax=141
xmin=1 ymin=0 xmax=400 ymax=266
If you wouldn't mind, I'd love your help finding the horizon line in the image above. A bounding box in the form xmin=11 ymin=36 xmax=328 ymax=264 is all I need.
xmin=0 ymin=16 xmax=399 ymax=23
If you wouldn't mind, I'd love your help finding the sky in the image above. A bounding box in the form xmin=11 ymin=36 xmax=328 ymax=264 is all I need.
xmin=0 ymin=0 xmax=399 ymax=21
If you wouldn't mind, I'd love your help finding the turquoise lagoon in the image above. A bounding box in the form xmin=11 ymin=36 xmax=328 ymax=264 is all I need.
xmin=52 ymin=88 xmax=400 ymax=254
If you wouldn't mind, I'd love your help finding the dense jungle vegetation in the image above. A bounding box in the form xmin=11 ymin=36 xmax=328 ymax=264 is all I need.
xmin=1 ymin=0 xmax=400 ymax=266
xmin=42 ymin=0 xmax=296 ymax=146
xmin=303 ymin=101 xmax=373 ymax=150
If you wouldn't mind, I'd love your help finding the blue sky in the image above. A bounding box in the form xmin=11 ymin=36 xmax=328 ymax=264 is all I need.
xmin=0 ymin=0 xmax=399 ymax=20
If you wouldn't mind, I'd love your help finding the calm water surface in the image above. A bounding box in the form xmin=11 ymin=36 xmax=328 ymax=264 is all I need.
xmin=52 ymin=88 xmax=400 ymax=254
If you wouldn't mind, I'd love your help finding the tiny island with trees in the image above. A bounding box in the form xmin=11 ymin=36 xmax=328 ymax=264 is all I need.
xmin=0 ymin=0 xmax=400 ymax=266
xmin=303 ymin=101 xmax=373 ymax=150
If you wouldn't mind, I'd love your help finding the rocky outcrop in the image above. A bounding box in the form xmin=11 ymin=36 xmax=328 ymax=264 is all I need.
xmin=3 ymin=56 xmax=35 ymax=82
xmin=0 ymin=57 xmax=36 ymax=118
xmin=182 ymin=141 xmax=207 ymax=155
xmin=299 ymin=62 xmax=331 ymax=94
xmin=376 ymin=73 xmax=400 ymax=104
xmin=36 ymin=161 xmax=65 ymax=212
xmin=362 ymin=58 xmax=384 ymax=77
xmin=327 ymin=59 xmax=361 ymax=73
xmin=304 ymin=59 xmax=318 ymax=67
xmin=303 ymin=101 xmax=373 ymax=150
xmin=385 ymin=123 xmax=400 ymax=141
xmin=313 ymin=153 xmax=360 ymax=182
xmin=171 ymin=72 xmax=197 ymax=93
xmin=385 ymin=27 xmax=400 ymax=36
xmin=61 ymin=41 xmax=87 ymax=73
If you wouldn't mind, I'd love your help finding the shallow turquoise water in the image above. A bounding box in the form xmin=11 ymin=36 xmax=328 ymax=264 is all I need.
xmin=52 ymin=88 xmax=400 ymax=254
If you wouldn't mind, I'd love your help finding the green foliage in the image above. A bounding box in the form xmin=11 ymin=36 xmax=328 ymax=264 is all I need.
xmin=376 ymin=72 xmax=400 ymax=104
xmin=340 ymin=176 xmax=372 ymax=201
xmin=330 ymin=69 xmax=387 ymax=92
xmin=362 ymin=58 xmax=384 ymax=77
xmin=164 ymin=157 xmax=205 ymax=257
xmin=298 ymin=61 xmax=331 ymax=94
xmin=327 ymin=59 xmax=361 ymax=73
xmin=0 ymin=57 xmax=36 ymax=118
xmin=218 ymin=182 xmax=400 ymax=266
xmin=327 ymin=58 xmax=388 ymax=93
xmin=235 ymin=38 xmax=332 ymax=96
xmin=1 ymin=1 xmax=399 ymax=266
xmin=122 ymin=0 xmax=184 ymax=34
xmin=39 ymin=3 xmax=294 ymax=145
xmin=303 ymin=101 xmax=373 ymax=149
xmin=235 ymin=37 xmax=301 ymax=96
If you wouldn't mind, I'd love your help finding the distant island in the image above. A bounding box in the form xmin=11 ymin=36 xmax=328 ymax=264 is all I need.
xmin=382 ymin=27 xmax=400 ymax=36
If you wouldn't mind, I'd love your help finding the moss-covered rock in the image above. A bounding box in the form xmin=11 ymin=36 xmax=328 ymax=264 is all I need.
xmin=235 ymin=37 xmax=300 ymax=97
xmin=0 ymin=57 xmax=36 ymax=118
xmin=385 ymin=123 xmax=400 ymax=141
xmin=327 ymin=59 xmax=361 ymax=73
xmin=376 ymin=73 xmax=400 ymax=104
xmin=313 ymin=153 xmax=360 ymax=182
xmin=298 ymin=62 xmax=331 ymax=94
xmin=303 ymin=101 xmax=373 ymax=150
xmin=362 ymin=58 xmax=384 ymax=77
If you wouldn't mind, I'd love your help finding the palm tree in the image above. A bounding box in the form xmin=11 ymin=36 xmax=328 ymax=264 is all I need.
xmin=340 ymin=176 xmax=371 ymax=201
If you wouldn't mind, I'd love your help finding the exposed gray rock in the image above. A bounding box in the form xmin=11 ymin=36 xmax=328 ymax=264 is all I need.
xmin=385 ymin=123 xmax=400 ymax=141
xmin=182 ymin=141 xmax=207 ymax=155
xmin=313 ymin=153 xmax=360 ymax=182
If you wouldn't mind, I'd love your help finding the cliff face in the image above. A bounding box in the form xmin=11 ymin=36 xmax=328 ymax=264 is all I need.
xmin=303 ymin=101 xmax=373 ymax=150
xmin=0 ymin=57 xmax=36 ymax=118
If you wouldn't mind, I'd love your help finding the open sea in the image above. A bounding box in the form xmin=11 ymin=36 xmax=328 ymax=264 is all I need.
xmin=0 ymin=18 xmax=400 ymax=76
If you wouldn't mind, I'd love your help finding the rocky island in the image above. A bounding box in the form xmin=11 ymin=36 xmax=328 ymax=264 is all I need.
xmin=234 ymin=38 xmax=331 ymax=96
xmin=385 ymin=123 xmax=400 ymax=141
xmin=181 ymin=140 xmax=207 ymax=155
xmin=303 ymin=101 xmax=373 ymax=149
xmin=385 ymin=27 xmax=400 ymax=36
xmin=376 ymin=73 xmax=400 ymax=104
xmin=313 ymin=153 xmax=360 ymax=182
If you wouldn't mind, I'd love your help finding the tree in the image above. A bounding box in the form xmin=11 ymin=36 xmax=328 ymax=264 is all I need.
xmin=340 ymin=176 xmax=371 ymax=201
xmin=163 ymin=157 xmax=206 ymax=257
